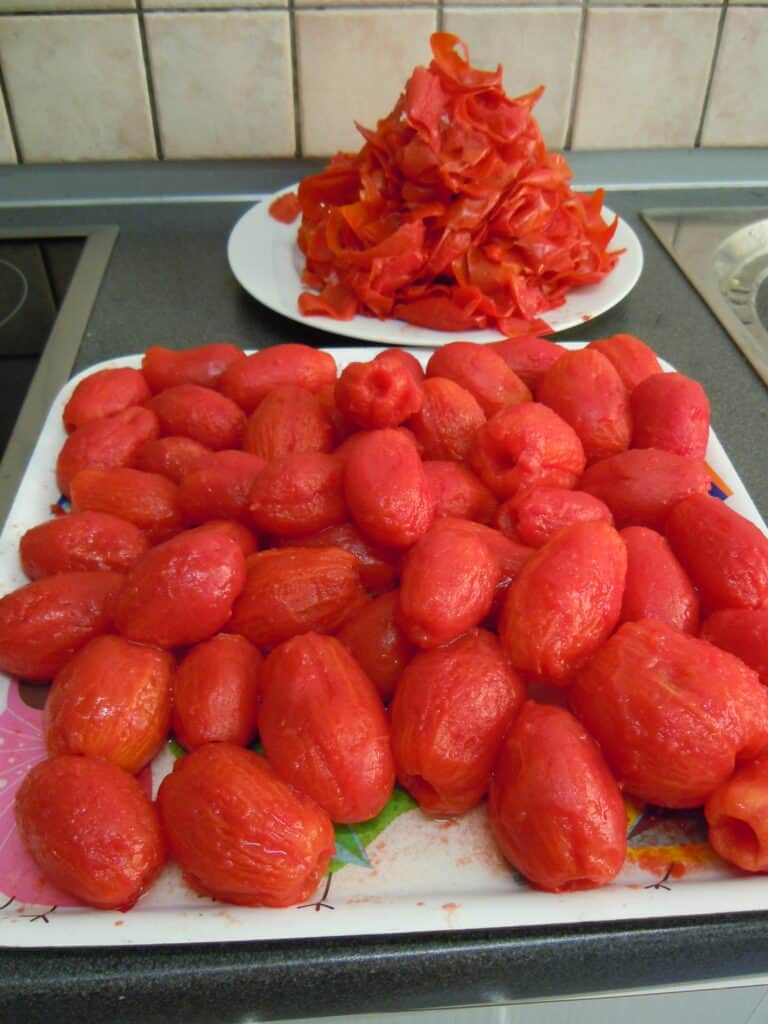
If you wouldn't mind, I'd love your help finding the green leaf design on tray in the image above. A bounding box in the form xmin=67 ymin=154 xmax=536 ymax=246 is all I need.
xmin=330 ymin=786 xmax=418 ymax=874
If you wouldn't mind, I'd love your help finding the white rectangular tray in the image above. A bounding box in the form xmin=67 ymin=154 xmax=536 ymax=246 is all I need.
xmin=0 ymin=345 xmax=765 ymax=949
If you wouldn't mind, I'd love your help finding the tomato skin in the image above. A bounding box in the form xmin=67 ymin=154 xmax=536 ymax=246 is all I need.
xmin=489 ymin=701 xmax=627 ymax=892
xmin=219 ymin=344 xmax=337 ymax=413
xmin=536 ymin=347 xmax=631 ymax=463
xmin=700 ymin=608 xmax=768 ymax=687
xmin=147 ymin=384 xmax=246 ymax=451
xmin=178 ymin=449 xmax=266 ymax=526
xmin=588 ymin=333 xmax=661 ymax=391
xmin=335 ymin=358 xmax=423 ymax=429
xmin=406 ymin=376 xmax=486 ymax=462
xmin=45 ymin=634 xmax=172 ymax=773
xmin=665 ymin=494 xmax=768 ymax=615
xmin=423 ymin=460 xmax=497 ymax=524
xmin=63 ymin=367 xmax=151 ymax=432
xmin=471 ymin=402 xmax=586 ymax=502
xmin=242 ymin=385 xmax=334 ymax=460
xmin=579 ymin=447 xmax=711 ymax=530
xmin=630 ymin=371 xmax=710 ymax=460
xmin=499 ymin=521 xmax=627 ymax=683
xmin=705 ymin=752 xmax=768 ymax=872
xmin=391 ymin=628 xmax=524 ymax=815
xmin=249 ymin=453 xmax=347 ymax=538
xmin=133 ymin=435 xmax=211 ymax=484
xmin=172 ymin=633 xmax=262 ymax=751
xmin=398 ymin=519 xmax=501 ymax=648
xmin=336 ymin=590 xmax=414 ymax=702
xmin=344 ymin=428 xmax=435 ymax=548
xmin=259 ymin=633 xmax=395 ymax=823
xmin=228 ymin=546 xmax=366 ymax=650
xmin=142 ymin=342 xmax=245 ymax=393
xmin=0 ymin=571 xmax=124 ymax=681
xmin=619 ymin=526 xmax=699 ymax=633
xmin=426 ymin=341 xmax=531 ymax=417
xmin=157 ymin=743 xmax=335 ymax=907
xmin=56 ymin=406 xmax=160 ymax=497
xmin=20 ymin=510 xmax=149 ymax=579
xmin=15 ymin=754 xmax=165 ymax=910
xmin=69 ymin=467 xmax=183 ymax=544
xmin=113 ymin=531 xmax=246 ymax=649
xmin=570 ymin=619 xmax=768 ymax=808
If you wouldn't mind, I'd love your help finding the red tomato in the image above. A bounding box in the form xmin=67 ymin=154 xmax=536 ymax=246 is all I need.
xmin=336 ymin=590 xmax=414 ymax=702
xmin=619 ymin=525 xmax=699 ymax=633
xmin=705 ymin=752 xmax=768 ymax=872
xmin=63 ymin=367 xmax=150 ymax=432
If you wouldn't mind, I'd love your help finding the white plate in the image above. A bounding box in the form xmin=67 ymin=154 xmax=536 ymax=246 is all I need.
xmin=0 ymin=345 xmax=764 ymax=950
xmin=227 ymin=185 xmax=644 ymax=348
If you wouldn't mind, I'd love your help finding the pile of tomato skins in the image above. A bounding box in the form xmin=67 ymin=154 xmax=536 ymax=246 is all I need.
xmin=4 ymin=334 xmax=768 ymax=914
xmin=270 ymin=33 xmax=620 ymax=335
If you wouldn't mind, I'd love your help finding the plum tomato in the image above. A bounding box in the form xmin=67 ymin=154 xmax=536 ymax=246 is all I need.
xmin=579 ymin=447 xmax=711 ymax=530
xmin=20 ymin=510 xmax=149 ymax=579
xmin=422 ymin=460 xmax=497 ymax=524
xmin=630 ymin=371 xmax=710 ymax=460
xmin=141 ymin=342 xmax=245 ymax=393
xmin=619 ymin=525 xmax=699 ymax=634
xmin=45 ymin=634 xmax=173 ymax=773
xmin=344 ymin=428 xmax=434 ymax=548
xmin=56 ymin=406 xmax=160 ymax=497
xmin=178 ymin=449 xmax=267 ymax=526
xmin=665 ymin=494 xmax=768 ymax=615
xmin=187 ymin=520 xmax=258 ymax=558
xmin=570 ymin=619 xmax=768 ymax=808
xmin=157 ymin=743 xmax=335 ymax=907
xmin=336 ymin=590 xmax=414 ymax=702
xmin=398 ymin=518 xmax=501 ymax=648
xmin=218 ymin=344 xmax=337 ymax=413
xmin=700 ymin=608 xmax=768 ymax=687
xmin=63 ymin=366 xmax=151 ymax=432
xmin=132 ymin=435 xmax=211 ymax=484
xmin=426 ymin=341 xmax=531 ymax=416
xmin=259 ymin=633 xmax=395 ymax=823
xmin=147 ymin=383 xmax=246 ymax=451
xmin=69 ymin=466 xmax=183 ymax=544
xmin=488 ymin=336 xmax=564 ymax=390
xmin=0 ymin=571 xmax=124 ymax=682
xmin=242 ymin=384 xmax=334 ymax=460
xmin=406 ymin=376 xmax=486 ymax=463
xmin=499 ymin=520 xmax=627 ymax=683
xmin=274 ymin=521 xmax=399 ymax=595
xmin=113 ymin=530 xmax=246 ymax=648
xmin=15 ymin=754 xmax=165 ymax=910
xmin=391 ymin=628 xmax=524 ymax=815
xmin=335 ymin=357 xmax=423 ymax=429
xmin=535 ymin=347 xmax=631 ymax=463
xmin=228 ymin=546 xmax=366 ymax=650
xmin=504 ymin=486 xmax=613 ymax=548
xmin=470 ymin=402 xmax=586 ymax=502
xmin=489 ymin=701 xmax=627 ymax=892
xmin=705 ymin=752 xmax=768 ymax=872
xmin=588 ymin=333 xmax=662 ymax=391
xmin=249 ymin=452 xmax=347 ymax=538
xmin=172 ymin=633 xmax=262 ymax=751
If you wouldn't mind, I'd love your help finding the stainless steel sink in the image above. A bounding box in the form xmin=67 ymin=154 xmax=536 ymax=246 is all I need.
xmin=642 ymin=207 xmax=768 ymax=386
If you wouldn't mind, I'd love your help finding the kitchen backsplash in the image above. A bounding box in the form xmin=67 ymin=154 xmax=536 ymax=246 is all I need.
xmin=0 ymin=1 xmax=765 ymax=164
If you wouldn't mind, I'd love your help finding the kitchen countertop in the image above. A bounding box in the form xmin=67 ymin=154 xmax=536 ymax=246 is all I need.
xmin=2 ymin=153 xmax=768 ymax=1024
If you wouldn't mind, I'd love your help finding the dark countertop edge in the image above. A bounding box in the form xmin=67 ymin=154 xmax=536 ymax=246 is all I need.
xmin=1 ymin=149 xmax=767 ymax=207
xmin=3 ymin=910 xmax=768 ymax=1023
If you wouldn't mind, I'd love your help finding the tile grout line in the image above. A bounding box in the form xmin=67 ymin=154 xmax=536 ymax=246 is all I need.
xmin=563 ymin=0 xmax=588 ymax=151
xmin=135 ymin=0 xmax=165 ymax=160
xmin=436 ymin=0 xmax=444 ymax=32
xmin=288 ymin=0 xmax=302 ymax=158
xmin=693 ymin=0 xmax=729 ymax=148
xmin=0 ymin=50 xmax=23 ymax=163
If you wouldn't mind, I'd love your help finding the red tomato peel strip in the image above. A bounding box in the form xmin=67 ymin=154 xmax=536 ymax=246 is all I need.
xmin=288 ymin=33 xmax=622 ymax=335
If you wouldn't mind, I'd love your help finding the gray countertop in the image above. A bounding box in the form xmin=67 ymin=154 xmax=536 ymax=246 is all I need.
xmin=2 ymin=154 xmax=768 ymax=1024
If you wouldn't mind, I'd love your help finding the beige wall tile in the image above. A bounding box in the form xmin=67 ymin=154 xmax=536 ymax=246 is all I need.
xmin=0 ymin=14 xmax=155 ymax=162
xmin=296 ymin=10 xmax=437 ymax=157
xmin=590 ymin=0 xmax=721 ymax=6
xmin=145 ymin=12 xmax=294 ymax=159
xmin=443 ymin=7 xmax=582 ymax=149
xmin=0 ymin=90 xmax=17 ymax=164
xmin=144 ymin=0 xmax=282 ymax=8
xmin=700 ymin=7 xmax=768 ymax=146
xmin=3 ymin=1 xmax=134 ymax=10
xmin=572 ymin=7 xmax=719 ymax=149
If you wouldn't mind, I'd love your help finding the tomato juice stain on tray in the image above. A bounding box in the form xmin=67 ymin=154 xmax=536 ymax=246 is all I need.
xmin=228 ymin=33 xmax=643 ymax=348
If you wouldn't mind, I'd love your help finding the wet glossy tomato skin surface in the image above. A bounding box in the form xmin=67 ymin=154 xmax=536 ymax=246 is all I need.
xmin=20 ymin=511 xmax=149 ymax=579
xmin=570 ymin=619 xmax=768 ymax=808
xmin=63 ymin=366 xmax=151 ymax=432
xmin=619 ymin=525 xmax=699 ymax=634
xmin=157 ymin=743 xmax=335 ymax=907
xmin=489 ymin=701 xmax=627 ymax=892
xmin=15 ymin=754 xmax=165 ymax=910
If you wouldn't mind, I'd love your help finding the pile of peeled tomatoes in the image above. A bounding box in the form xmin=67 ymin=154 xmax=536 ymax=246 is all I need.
xmin=4 ymin=333 xmax=768 ymax=913
xmin=273 ymin=32 xmax=620 ymax=335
